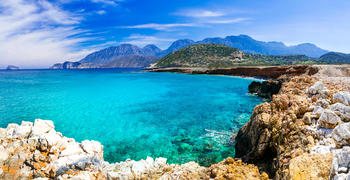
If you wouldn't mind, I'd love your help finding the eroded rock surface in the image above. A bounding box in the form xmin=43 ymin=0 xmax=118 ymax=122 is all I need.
xmin=236 ymin=76 xmax=318 ymax=178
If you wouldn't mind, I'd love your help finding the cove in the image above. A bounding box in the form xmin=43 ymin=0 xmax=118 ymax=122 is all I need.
xmin=0 ymin=69 xmax=264 ymax=166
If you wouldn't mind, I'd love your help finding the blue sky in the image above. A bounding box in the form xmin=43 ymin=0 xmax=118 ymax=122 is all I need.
xmin=1 ymin=0 xmax=350 ymax=68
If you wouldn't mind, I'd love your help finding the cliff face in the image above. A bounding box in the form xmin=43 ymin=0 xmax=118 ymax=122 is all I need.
xmin=236 ymin=76 xmax=320 ymax=178
xmin=235 ymin=73 xmax=350 ymax=179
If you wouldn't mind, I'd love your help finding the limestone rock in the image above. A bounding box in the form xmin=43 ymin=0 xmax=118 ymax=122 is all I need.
xmin=288 ymin=153 xmax=333 ymax=180
xmin=307 ymin=81 xmax=325 ymax=95
xmin=0 ymin=146 xmax=9 ymax=161
xmin=312 ymin=106 xmax=325 ymax=118
xmin=31 ymin=119 xmax=55 ymax=137
xmin=209 ymin=157 xmax=268 ymax=180
xmin=13 ymin=121 xmax=33 ymax=138
xmin=318 ymin=109 xmax=341 ymax=129
xmin=331 ymin=103 xmax=350 ymax=122
xmin=332 ymin=123 xmax=350 ymax=147
xmin=333 ymin=91 xmax=350 ymax=106
xmin=307 ymin=81 xmax=330 ymax=99
xmin=80 ymin=140 xmax=103 ymax=159
xmin=330 ymin=146 xmax=350 ymax=179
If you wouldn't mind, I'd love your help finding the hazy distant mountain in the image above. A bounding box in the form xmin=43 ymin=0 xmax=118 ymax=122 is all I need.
xmin=142 ymin=44 xmax=162 ymax=56
xmin=318 ymin=52 xmax=350 ymax=64
xmin=80 ymin=44 xmax=147 ymax=64
xmin=158 ymin=39 xmax=195 ymax=56
xmin=104 ymin=55 xmax=160 ymax=68
xmin=50 ymin=35 xmax=328 ymax=69
xmin=198 ymin=35 xmax=327 ymax=58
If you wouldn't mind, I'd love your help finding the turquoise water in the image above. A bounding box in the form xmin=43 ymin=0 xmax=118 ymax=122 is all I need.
xmin=0 ymin=69 xmax=263 ymax=166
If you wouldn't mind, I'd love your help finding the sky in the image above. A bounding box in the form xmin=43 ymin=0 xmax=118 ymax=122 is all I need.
xmin=0 ymin=0 xmax=350 ymax=68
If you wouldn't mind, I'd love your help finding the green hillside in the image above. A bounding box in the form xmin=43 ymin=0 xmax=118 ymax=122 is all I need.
xmin=153 ymin=44 xmax=315 ymax=68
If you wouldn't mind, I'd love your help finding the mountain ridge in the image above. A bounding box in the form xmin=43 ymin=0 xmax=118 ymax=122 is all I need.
xmin=50 ymin=34 xmax=328 ymax=69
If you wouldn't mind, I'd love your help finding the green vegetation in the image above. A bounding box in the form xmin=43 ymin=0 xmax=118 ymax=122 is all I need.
xmin=154 ymin=44 xmax=315 ymax=68
xmin=318 ymin=52 xmax=350 ymax=64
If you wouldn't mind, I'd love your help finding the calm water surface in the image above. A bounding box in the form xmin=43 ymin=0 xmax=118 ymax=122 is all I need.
xmin=0 ymin=69 xmax=263 ymax=165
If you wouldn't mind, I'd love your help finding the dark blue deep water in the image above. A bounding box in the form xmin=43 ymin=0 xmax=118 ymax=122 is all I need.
xmin=0 ymin=69 xmax=263 ymax=165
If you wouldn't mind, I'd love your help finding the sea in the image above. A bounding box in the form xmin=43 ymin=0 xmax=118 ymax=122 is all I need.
xmin=0 ymin=68 xmax=264 ymax=166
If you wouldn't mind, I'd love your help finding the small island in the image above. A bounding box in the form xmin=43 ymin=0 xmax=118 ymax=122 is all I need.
xmin=6 ymin=65 xmax=20 ymax=70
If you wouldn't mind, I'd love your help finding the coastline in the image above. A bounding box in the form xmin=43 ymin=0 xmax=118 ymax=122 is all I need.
xmin=1 ymin=64 xmax=350 ymax=179
xmin=147 ymin=65 xmax=319 ymax=79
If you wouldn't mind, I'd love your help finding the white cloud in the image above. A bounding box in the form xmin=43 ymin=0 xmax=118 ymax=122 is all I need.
xmin=121 ymin=23 xmax=196 ymax=30
xmin=208 ymin=18 xmax=250 ymax=24
xmin=96 ymin=10 xmax=106 ymax=15
xmin=0 ymin=0 xmax=91 ymax=68
xmin=91 ymin=0 xmax=120 ymax=6
xmin=122 ymin=35 xmax=175 ymax=48
xmin=174 ymin=9 xmax=224 ymax=18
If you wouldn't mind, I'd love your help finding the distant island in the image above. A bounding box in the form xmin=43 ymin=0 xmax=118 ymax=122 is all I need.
xmin=6 ymin=65 xmax=20 ymax=70
xmin=50 ymin=34 xmax=330 ymax=69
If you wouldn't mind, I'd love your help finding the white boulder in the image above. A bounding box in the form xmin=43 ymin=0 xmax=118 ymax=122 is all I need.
xmin=307 ymin=81 xmax=325 ymax=95
xmin=60 ymin=142 xmax=84 ymax=157
xmin=31 ymin=119 xmax=55 ymax=137
xmin=13 ymin=121 xmax=33 ymax=138
xmin=332 ymin=123 xmax=350 ymax=147
xmin=318 ymin=109 xmax=341 ymax=129
xmin=331 ymin=103 xmax=350 ymax=122
xmin=0 ymin=145 xmax=9 ymax=161
xmin=333 ymin=92 xmax=350 ymax=106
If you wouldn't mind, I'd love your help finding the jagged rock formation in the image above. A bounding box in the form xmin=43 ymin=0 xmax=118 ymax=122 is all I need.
xmin=235 ymin=76 xmax=327 ymax=178
xmin=236 ymin=72 xmax=350 ymax=179
xmin=0 ymin=119 xmax=268 ymax=179
xmin=248 ymin=80 xmax=283 ymax=99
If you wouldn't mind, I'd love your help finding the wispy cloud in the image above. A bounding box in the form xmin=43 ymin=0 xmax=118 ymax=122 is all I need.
xmin=122 ymin=35 xmax=175 ymax=47
xmin=96 ymin=10 xmax=107 ymax=15
xmin=91 ymin=0 xmax=121 ymax=6
xmin=174 ymin=9 xmax=224 ymax=18
xmin=208 ymin=18 xmax=250 ymax=24
xmin=0 ymin=0 xmax=91 ymax=68
xmin=121 ymin=23 xmax=196 ymax=30
xmin=121 ymin=17 xmax=249 ymax=31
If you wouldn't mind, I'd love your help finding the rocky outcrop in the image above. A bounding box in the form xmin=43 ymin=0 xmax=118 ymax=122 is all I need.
xmin=248 ymin=79 xmax=283 ymax=99
xmin=235 ymin=76 xmax=331 ymax=179
xmin=236 ymin=76 xmax=350 ymax=179
xmin=0 ymin=119 xmax=268 ymax=179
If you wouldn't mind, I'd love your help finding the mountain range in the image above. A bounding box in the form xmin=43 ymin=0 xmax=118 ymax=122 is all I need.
xmin=50 ymin=34 xmax=329 ymax=69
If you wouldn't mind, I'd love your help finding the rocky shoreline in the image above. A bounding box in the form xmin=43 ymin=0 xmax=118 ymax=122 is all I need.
xmin=0 ymin=119 xmax=268 ymax=179
xmin=1 ymin=65 xmax=350 ymax=179
xmin=148 ymin=65 xmax=319 ymax=79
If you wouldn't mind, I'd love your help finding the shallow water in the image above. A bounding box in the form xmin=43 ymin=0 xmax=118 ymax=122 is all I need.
xmin=0 ymin=69 xmax=263 ymax=165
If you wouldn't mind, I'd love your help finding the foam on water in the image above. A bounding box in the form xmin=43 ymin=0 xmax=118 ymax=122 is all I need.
xmin=0 ymin=69 xmax=264 ymax=166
